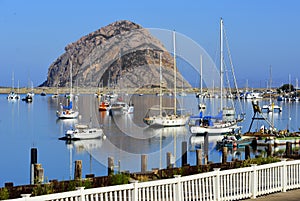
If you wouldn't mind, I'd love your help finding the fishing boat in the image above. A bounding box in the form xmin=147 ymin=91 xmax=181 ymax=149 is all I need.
xmin=143 ymin=34 xmax=189 ymax=127
xmin=189 ymin=18 xmax=244 ymax=135
xmin=59 ymin=124 xmax=105 ymax=140
xmin=56 ymin=59 xmax=79 ymax=119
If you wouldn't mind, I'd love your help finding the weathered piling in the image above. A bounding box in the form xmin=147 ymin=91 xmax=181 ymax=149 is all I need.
xmin=267 ymin=143 xmax=273 ymax=157
xmin=181 ymin=141 xmax=187 ymax=166
xmin=286 ymin=142 xmax=292 ymax=157
xmin=196 ymin=149 xmax=202 ymax=166
xmin=204 ymin=132 xmax=209 ymax=164
xmin=74 ymin=160 xmax=82 ymax=180
xmin=167 ymin=152 xmax=173 ymax=169
xmin=245 ymin=145 xmax=251 ymax=159
xmin=34 ymin=164 xmax=44 ymax=183
xmin=141 ymin=154 xmax=147 ymax=172
xmin=30 ymin=148 xmax=38 ymax=185
xmin=222 ymin=147 xmax=228 ymax=164
xmin=108 ymin=157 xmax=114 ymax=175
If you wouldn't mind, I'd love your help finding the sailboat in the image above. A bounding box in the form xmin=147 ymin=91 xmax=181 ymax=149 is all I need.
xmin=143 ymin=32 xmax=189 ymax=127
xmin=197 ymin=55 xmax=206 ymax=111
xmin=7 ymin=72 xmax=20 ymax=100
xmin=189 ymin=18 xmax=243 ymax=135
xmin=56 ymin=59 xmax=79 ymax=119
xmin=262 ymin=66 xmax=282 ymax=113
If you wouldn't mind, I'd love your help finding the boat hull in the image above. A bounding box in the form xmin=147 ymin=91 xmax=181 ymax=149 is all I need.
xmin=56 ymin=110 xmax=79 ymax=119
xmin=143 ymin=115 xmax=189 ymax=127
xmin=190 ymin=122 xmax=238 ymax=135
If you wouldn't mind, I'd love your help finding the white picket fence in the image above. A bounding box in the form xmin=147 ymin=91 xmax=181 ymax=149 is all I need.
xmin=7 ymin=159 xmax=300 ymax=201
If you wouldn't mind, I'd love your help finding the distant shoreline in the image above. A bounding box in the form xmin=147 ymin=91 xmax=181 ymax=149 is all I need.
xmin=0 ymin=86 xmax=291 ymax=97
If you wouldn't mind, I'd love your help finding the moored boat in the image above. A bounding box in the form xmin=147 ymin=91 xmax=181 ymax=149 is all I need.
xmin=59 ymin=124 xmax=105 ymax=140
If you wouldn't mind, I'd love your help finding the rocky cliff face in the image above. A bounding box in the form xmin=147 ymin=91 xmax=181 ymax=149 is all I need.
xmin=41 ymin=20 xmax=191 ymax=90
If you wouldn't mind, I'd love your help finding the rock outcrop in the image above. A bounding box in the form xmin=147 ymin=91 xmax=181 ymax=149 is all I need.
xmin=40 ymin=20 xmax=191 ymax=90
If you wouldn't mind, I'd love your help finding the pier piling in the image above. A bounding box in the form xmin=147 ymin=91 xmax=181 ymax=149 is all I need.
xmin=108 ymin=157 xmax=114 ymax=175
xmin=245 ymin=145 xmax=251 ymax=159
xmin=222 ymin=147 xmax=228 ymax=164
xmin=30 ymin=148 xmax=38 ymax=185
xmin=167 ymin=152 xmax=173 ymax=169
xmin=74 ymin=160 xmax=82 ymax=180
xmin=286 ymin=142 xmax=292 ymax=157
xmin=267 ymin=143 xmax=273 ymax=157
xmin=141 ymin=154 xmax=147 ymax=172
xmin=181 ymin=141 xmax=187 ymax=166
xmin=196 ymin=149 xmax=202 ymax=166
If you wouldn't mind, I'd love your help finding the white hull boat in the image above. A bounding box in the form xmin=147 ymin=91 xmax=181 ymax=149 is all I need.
xmin=144 ymin=115 xmax=189 ymax=127
xmin=62 ymin=124 xmax=105 ymax=140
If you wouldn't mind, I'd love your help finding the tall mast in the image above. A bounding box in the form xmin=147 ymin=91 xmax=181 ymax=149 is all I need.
xmin=173 ymin=30 xmax=177 ymax=115
xmin=70 ymin=59 xmax=73 ymax=95
xmin=159 ymin=53 xmax=162 ymax=116
xmin=200 ymin=55 xmax=203 ymax=94
xmin=220 ymin=18 xmax=224 ymax=110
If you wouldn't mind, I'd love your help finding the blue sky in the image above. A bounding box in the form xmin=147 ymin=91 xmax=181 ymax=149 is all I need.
xmin=0 ymin=0 xmax=299 ymax=88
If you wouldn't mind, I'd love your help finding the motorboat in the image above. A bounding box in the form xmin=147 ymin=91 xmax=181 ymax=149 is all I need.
xmin=22 ymin=92 xmax=34 ymax=103
xmin=98 ymin=101 xmax=110 ymax=111
xmin=262 ymin=103 xmax=282 ymax=113
xmin=109 ymin=101 xmax=134 ymax=115
xmin=60 ymin=124 xmax=105 ymax=140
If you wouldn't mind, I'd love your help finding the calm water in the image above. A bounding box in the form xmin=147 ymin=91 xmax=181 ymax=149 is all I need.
xmin=0 ymin=93 xmax=299 ymax=187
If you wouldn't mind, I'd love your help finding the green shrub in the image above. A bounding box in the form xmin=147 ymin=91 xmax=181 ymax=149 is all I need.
xmin=0 ymin=187 xmax=9 ymax=200
xmin=110 ymin=173 xmax=130 ymax=185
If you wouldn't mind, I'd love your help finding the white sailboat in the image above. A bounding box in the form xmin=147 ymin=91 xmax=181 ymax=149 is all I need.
xmin=7 ymin=72 xmax=20 ymax=100
xmin=56 ymin=59 xmax=79 ymax=119
xmin=189 ymin=18 xmax=243 ymax=135
xmin=262 ymin=66 xmax=282 ymax=113
xmin=143 ymin=32 xmax=189 ymax=127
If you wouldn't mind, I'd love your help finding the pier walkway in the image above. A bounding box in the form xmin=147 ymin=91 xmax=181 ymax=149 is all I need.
xmin=243 ymin=188 xmax=300 ymax=201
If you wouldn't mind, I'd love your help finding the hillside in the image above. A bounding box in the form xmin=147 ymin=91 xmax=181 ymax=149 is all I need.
xmin=40 ymin=20 xmax=191 ymax=90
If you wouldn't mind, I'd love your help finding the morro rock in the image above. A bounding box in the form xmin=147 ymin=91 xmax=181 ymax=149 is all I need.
xmin=40 ymin=20 xmax=191 ymax=90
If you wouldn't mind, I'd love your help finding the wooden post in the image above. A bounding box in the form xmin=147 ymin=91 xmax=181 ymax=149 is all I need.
xmin=245 ymin=145 xmax=251 ymax=159
xmin=222 ymin=147 xmax=228 ymax=164
xmin=267 ymin=143 xmax=272 ymax=157
xmin=108 ymin=157 xmax=114 ymax=175
xmin=204 ymin=132 xmax=209 ymax=163
xmin=30 ymin=148 xmax=37 ymax=185
xmin=196 ymin=149 xmax=202 ymax=166
xmin=167 ymin=152 xmax=172 ymax=169
xmin=141 ymin=154 xmax=147 ymax=173
xmin=34 ymin=164 xmax=44 ymax=184
xmin=286 ymin=142 xmax=292 ymax=157
xmin=74 ymin=160 xmax=82 ymax=180
xmin=181 ymin=141 xmax=187 ymax=166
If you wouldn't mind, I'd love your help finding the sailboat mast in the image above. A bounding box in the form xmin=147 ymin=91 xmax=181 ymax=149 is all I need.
xmin=200 ymin=55 xmax=203 ymax=94
xmin=159 ymin=53 xmax=162 ymax=117
xmin=220 ymin=18 xmax=224 ymax=110
xmin=70 ymin=59 xmax=73 ymax=95
xmin=12 ymin=72 xmax=15 ymax=91
xmin=173 ymin=31 xmax=177 ymax=115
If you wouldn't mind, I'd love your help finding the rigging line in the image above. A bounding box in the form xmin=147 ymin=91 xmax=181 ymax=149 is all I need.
xmin=223 ymin=25 xmax=244 ymax=116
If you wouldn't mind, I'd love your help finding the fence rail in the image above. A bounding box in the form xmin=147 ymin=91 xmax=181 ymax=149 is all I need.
xmin=7 ymin=159 xmax=300 ymax=201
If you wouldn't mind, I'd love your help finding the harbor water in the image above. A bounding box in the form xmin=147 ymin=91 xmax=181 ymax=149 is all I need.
xmin=0 ymin=93 xmax=299 ymax=187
